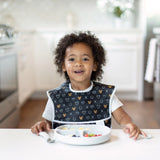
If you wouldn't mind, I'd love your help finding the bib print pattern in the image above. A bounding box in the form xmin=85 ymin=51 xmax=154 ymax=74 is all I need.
xmin=48 ymin=82 xmax=115 ymax=127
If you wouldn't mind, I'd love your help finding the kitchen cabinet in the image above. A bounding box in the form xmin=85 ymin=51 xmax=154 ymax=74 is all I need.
xmin=33 ymin=31 xmax=65 ymax=91
xmin=154 ymin=82 xmax=160 ymax=125
xmin=17 ymin=32 xmax=35 ymax=106
xmin=97 ymin=30 xmax=143 ymax=100
xmin=21 ymin=29 xmax=143 ymax=101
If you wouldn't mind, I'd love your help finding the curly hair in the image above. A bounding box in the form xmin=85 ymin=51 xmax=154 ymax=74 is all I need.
xmin=54 ymin=31 xmax=106 ymax=81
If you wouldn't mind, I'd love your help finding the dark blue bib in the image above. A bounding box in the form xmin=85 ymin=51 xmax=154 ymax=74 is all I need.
xmin=48 ymin=81 xmax=115 ymax=128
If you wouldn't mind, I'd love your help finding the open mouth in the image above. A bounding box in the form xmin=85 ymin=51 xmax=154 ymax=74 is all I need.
xmin=74 ymin=70 xmax=84 ymax=74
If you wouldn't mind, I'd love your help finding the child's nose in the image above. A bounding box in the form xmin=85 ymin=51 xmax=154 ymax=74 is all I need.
xmin=75 ymin=60 xmax=83 ymax=66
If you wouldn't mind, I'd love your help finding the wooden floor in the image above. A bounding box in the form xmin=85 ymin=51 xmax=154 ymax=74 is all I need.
xmin=17 ymin=99 xmax=160 ymax=129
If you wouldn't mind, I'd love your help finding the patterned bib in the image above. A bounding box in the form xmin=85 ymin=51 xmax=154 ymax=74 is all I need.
xmin=48 ymin=81 xmax=115 ymax=127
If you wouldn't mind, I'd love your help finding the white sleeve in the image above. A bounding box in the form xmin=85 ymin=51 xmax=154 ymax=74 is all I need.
xmin=42 ymin=97 xmax=54 ymax=122
xmin=111 ymin=95 xmax=123 ymax=112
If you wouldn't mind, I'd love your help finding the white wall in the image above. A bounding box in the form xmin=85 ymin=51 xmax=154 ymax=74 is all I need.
xmin=0 ymin=0 xmax=137 ymax=31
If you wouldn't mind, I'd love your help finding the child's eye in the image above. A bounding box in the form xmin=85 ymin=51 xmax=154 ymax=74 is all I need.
xmin=68 ymin=58 xmax=75 ymax=61
xmin=83 ymin=58 xmax=89 ymax=61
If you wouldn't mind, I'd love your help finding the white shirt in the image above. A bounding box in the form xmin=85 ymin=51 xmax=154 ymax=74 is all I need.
xmin=42 ymin=82 xmax=123 ymax=122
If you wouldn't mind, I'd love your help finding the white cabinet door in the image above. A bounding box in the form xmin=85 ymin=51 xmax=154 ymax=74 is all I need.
xmin=34 ymin=32 xmax=65 ymax=90
xmin=17 ymin=33 xmax=35 ymax=106
xmin=97 ymin=31 xmax=142 ymax=99
xmin=101 ymin=47 xmax=138 ymax=91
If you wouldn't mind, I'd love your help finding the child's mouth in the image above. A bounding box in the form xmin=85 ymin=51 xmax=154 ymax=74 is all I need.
xmin=74 ymin=70 xmax=84 ymax=74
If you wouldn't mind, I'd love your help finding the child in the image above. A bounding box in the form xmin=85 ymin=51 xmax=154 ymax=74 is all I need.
xmin=31 ymin=31 xmax=146 ymax=140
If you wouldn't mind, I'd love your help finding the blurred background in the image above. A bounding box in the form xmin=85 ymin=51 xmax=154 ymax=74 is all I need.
xmin=0 ymin=0 xmax=159 ymax=129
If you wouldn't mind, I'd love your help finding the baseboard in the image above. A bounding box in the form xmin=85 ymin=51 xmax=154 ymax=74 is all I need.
xmin=116 ymin=91 xmax=140 ymax=101
xmin=30 ymin=90 xmax=47 ymax=99
xmin=31 ymin=90 xmax=140 ymax=101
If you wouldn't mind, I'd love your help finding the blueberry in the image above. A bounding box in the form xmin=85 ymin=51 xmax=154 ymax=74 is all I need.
xmin=72 ymin=134 xmax=77 ymax=137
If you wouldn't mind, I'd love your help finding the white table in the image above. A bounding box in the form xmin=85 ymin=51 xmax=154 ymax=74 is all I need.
xmin=0 ymin=129 xmax=159 ymax=160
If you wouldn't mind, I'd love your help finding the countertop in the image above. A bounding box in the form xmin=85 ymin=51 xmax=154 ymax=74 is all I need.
xmin=0 ymin=129 xmax=159 ymax=160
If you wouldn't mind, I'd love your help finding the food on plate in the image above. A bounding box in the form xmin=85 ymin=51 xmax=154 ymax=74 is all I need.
xmin=84 ymin=133 xmax=102 ymax=137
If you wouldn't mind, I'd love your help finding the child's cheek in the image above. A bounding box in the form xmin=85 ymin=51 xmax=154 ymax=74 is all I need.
xmin=65 ymin=63 xmax=73 ymax=73
xmin=65 ymin=63 xmax=72 ymax=69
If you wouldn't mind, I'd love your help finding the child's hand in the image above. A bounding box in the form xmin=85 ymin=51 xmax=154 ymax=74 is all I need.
xmin=122 ymin=123 xmax=147 ymax=140
xmin=31 ymin=121 xmax=51 ymax=136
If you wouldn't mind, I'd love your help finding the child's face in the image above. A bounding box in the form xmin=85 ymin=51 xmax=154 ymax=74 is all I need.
xmin=62 ymin=42 xmax=97 ymax=85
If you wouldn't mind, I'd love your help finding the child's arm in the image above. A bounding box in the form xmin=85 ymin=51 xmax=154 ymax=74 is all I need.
xmin=31 ymin=120 xmax=52 ymax=135
xmin=112 ymin=107 xmax=147 ymax=140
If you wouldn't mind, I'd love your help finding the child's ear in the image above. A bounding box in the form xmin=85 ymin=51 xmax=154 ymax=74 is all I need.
xmin=93 ymin=62 xmax=97 ymax=71
xmin=62 ymin=63 xmax=66 ymax=72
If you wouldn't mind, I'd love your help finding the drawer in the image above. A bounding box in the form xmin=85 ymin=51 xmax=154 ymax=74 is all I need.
xmin=98 ymin=33 xmax=140 ymax=45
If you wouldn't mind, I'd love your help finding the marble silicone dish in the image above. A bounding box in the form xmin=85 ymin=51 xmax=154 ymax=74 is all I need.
xmin=55 ymin=124 xmax=111 ymax=145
